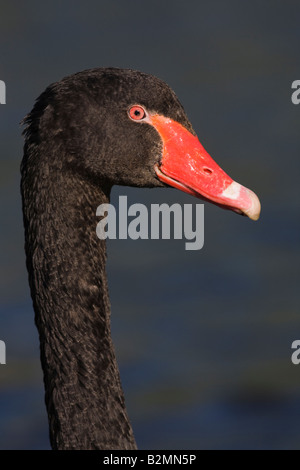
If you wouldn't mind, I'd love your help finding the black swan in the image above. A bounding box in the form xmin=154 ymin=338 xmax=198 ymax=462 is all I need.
xmin=20 ymin=68 xmax=260 ymax=450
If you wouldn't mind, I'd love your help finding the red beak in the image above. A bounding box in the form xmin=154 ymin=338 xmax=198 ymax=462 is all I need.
xmin=149 ymin=114 xmax=261 ymax=221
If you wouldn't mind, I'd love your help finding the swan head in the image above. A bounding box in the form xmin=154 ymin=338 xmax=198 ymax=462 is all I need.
xmin=23 ymin=67 xmax=260 ymax=220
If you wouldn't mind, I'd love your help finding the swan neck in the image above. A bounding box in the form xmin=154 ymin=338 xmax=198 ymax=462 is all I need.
xmin=21 ymin=168 xmax=136 ymax=450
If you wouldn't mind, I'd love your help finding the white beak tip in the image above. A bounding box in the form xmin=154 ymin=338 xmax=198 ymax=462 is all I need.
xmin=221 ymin=181 xmax=261 ymax=221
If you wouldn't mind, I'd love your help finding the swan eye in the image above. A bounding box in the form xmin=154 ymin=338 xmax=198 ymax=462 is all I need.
xmin=128 ymin=105 xmax=146 ymax=121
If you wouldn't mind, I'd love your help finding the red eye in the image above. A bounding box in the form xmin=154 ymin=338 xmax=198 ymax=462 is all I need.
xmin=128 ymin=105 xmax=146 ymax=121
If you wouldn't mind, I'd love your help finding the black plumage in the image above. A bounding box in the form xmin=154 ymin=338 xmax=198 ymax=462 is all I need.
xmin=21 ymin=68 xmax=196 ymax=450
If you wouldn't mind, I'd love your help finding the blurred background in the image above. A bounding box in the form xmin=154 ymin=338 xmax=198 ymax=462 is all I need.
xmin=0 ymin=0 xmax=299 ymax=449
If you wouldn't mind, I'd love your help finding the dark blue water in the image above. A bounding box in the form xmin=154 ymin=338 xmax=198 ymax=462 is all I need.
xmin=0 ymin=0 xmax=300 ymax=449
